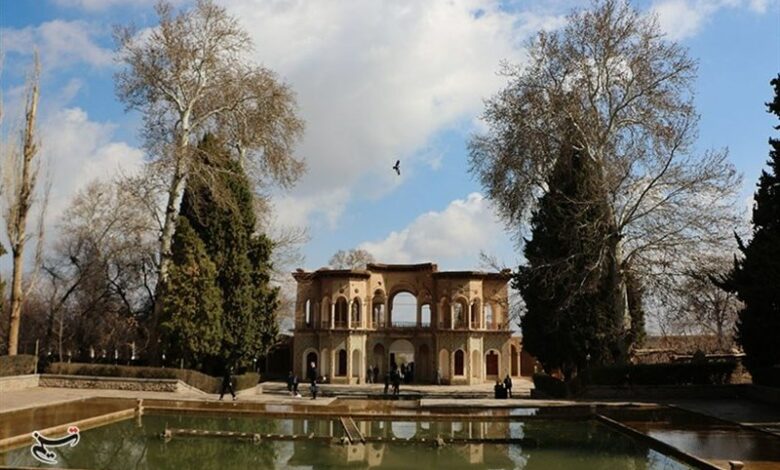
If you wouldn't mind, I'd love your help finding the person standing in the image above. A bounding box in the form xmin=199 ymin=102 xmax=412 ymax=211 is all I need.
xmin=366 ymin=366 xmax=373 ymax=384
xmin=287 ymin=371 xmax=295 ymax=394
xmin=307 ymin=361 xmax=318 ymax=400
xmin=504 ymin=374 xmax=513 ymax=398
xmin=383 ymin=371 xmax=390 ymax=396
xmin=219 ymin=365 xmax=236 ymax=401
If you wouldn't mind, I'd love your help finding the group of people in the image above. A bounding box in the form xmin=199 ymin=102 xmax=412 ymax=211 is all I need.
xmin=383 ymin=363 xmax=404 ymax=397
xmin=494 ymin=375 xmax=513 ymax=399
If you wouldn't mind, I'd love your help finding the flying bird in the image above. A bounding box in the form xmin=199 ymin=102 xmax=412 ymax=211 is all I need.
xmin=392 ymin=160 xmax=400 ymax=176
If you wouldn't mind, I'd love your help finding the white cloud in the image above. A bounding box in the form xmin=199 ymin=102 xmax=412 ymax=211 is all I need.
xmin=40 ymin=108 xmax=145 ymax=227
xmin=220 ymin=0 xmax=557 ymax=228
xmin=651 ymin=0 xmax=772 ymax=40
xmin=358 ymin=192 xmax=512 ymax=269
xmin=0 ymin=20 xmax=113 ymax=72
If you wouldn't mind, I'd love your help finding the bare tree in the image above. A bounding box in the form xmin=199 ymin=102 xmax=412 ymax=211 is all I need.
xmin=659 ymin=254 xmax=741 ymax=351
xmin=469 ymin=0 xmax=741 ymax=328
xmin=42 ymin=180 xmax=158 ymax=359
xmin=329 ymin=249 xmax=376 ymax=270
xmin=114 ymin=0 xmax=305 ymax=352
xmin=1 ymin=53 xmax=49 ymax=355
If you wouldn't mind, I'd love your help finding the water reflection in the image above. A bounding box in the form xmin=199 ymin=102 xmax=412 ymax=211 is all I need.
xmin=1 ymin=414 xmax=694 ymax=469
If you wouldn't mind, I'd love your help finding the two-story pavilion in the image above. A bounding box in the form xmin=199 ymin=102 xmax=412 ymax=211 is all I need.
xmin=292 ymin=262 xmax=524 ymax=385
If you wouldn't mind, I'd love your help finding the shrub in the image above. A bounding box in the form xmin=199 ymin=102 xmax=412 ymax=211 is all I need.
xmin=532 ymin=373 xmax=568 ymax=398
xmin=0 ymin=355 xmax=38 ymax=376
xmin=586 ymin=361 xmax=737 ymax=386
xmin=45 ymin=362 xmax=259 ymax=393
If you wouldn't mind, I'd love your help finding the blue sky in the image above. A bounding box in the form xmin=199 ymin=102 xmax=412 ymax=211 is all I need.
xmin=1 ymin=0 xmax=778 ymax=275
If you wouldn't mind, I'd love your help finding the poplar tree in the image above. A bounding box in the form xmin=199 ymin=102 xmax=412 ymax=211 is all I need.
xmin=717 ymin=76 xmax=780 ymax=380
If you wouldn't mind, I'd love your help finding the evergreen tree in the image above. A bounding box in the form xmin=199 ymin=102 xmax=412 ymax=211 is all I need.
xmin=179 ymin=135 xmax=279 ymax=370
xmin=718 ymin=76 xmax=780 ymax=378
xmin=159 ymin=217 xmax=223 ymax=367
xmin=516 ymin=131 xmax=628 ymax=379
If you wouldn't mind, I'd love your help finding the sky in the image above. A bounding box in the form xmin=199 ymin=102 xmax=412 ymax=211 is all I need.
xmin=1 ymin=0 xmax=778 ymax=275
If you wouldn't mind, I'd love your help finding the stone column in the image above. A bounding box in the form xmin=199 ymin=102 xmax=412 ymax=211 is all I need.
xmin=330 ymin=303 xmax=335 ymax=329
xmin=347 ymin=300 xmax=352 ymax=330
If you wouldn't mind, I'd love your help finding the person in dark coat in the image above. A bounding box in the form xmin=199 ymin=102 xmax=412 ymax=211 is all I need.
xmin=392 ymin=368 xmax=401 ymax=397
xmin=287 ymin=371 xmax=295 ymax=393
xmin=383 ymin=371 xmax=390 ymax=396
xmin=373 ymin=366 xmax=379 ymax=384
xmin=307 ymin=361 xmax=318 ymax=400
xmin=219 ymin=365 xmax=236 ymax=401
xmin=504 ymin=374 xmax=513 ymax=398
xmin=494 ymin=380 xmax=504 ymax=399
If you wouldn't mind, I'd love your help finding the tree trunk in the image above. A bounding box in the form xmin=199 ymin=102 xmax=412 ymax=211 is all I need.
xmin=7 ymin=248 xmax=26 ymax=355
xmin=147 ymin=117 xmax=191 ymax=363
xmin=607 ymin=234 xmax=630 ymax=361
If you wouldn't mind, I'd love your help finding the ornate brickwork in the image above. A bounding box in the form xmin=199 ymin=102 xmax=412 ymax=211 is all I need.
xmin=292 ymin=263 xmax=522 ymax=384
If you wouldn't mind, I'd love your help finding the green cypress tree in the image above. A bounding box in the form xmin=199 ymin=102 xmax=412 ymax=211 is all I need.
xmin=516 ymin=131 xmax=626 ymax=379
xmin=179 ymin=135 xmax=279 ymax=370
xmin=159 ymin=217 xmax=223 ymax=368
xmin=717 ymin=76 xmax=780 ymax=379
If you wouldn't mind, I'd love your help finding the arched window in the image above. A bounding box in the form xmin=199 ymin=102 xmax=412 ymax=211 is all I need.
xmin=485 ymin=304 xmax=494 ymax=330
xmin=372 ymin=291 xmax=386 ymax=328
xmin=391 ymin=292 xmax=417 ymax=327
xmin=470 ymin=301 xmax=480 ymax=329
xmin=454 ymin=350 xmax=465 ymax=376
xmin=439 ymin=300 xmax=450 ymax=328
xmin=351 ymin=298 xmax=361 ymax=327
xmin=453 ymin=300 xmax=468 ymax=329
xmin=335 ymin=298 xmax=348 ymax=328
xmin=420 ymin=304 xmax=431 ymax=328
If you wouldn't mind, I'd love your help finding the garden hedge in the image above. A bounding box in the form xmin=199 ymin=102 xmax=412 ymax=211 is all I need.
xmin=46 ymin=362 xmax=259 ymax=393
xmin=0 ymin=354 xmax=38 ymax=377
xmin=586 ymin=361 xmax=737 ymax=386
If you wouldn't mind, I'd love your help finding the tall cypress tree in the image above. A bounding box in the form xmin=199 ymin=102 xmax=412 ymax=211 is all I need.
xmin=178 ymin=135 xmax=279 ymax=371
xmin=516 ymin=130 xmax=627 ymax=379
xmin=718 ymin=76 xmax=780 ymax=379
xmin=159 ymin=217 xmax=223 ymax=368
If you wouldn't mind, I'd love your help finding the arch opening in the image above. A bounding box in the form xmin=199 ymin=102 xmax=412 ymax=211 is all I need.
xmin=454 ymin=349 xmax=465 ymax=376
xmin=390 ymin=292 xmax=417 ymax=327
xmin=336 ymin=349 xmax=347 ymax=376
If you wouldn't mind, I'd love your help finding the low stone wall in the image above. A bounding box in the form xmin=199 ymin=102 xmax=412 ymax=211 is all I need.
xmin=39 ymin=374 xmax=181 ymax=392
xmin=0 ymin=374 xmax=40 ymax=392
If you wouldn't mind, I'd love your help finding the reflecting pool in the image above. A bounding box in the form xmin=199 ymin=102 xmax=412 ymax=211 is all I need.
xmin=1 ymin=413 xmax=695 ymax=469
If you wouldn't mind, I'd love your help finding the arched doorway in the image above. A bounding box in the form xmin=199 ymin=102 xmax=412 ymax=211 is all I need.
xmin=438 ymin=349 xmax=450 ymax=381
xmin=389 ymin=339 xmax=414 ymax=369
xmin=471 ymin=350 xmax=481 ymax=379
xmin=418 ymin=344 xmax=430 ymax=382
xmin=453 ymin=299 xmax=468 ymax=329
xmin=336 ymin=349 xmax=347 ymax=376
xmin=454 ymin=350 xmax=465 ymax=376
xmin=372 ymin=343 xmax=386 ymax=375
xmin=511 ymin=345 xmax=519 ymax=376
xmin=486 ymin=350 xmax=499 ymax=377
xmin=352 ymin=349 xmax=362 ymax=380
xmin=304 ymin=350 xmax=318 ymax=377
